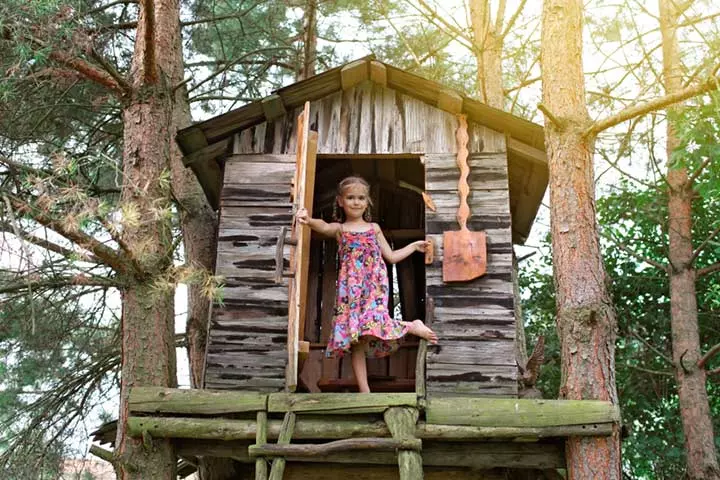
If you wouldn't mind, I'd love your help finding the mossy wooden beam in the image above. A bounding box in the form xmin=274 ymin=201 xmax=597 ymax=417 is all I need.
xmin=255 ymin=411 xmax=268 ymax=480
xmin=127 ymin=416 xmax=614 ymax=441
xmin=384 ymin=407 xmax=423 ymax=480
xmin=268 ymin=392 xmax=416 ymax=414
xmin=269 ymin=412 xmax=296 ymax=480
xmin=129 ymin=387 xmax=266 ymax=415
xmin=249 ymin=438 xmax=421 ymax=458
xmin=426 ymin=397 xmax=620 ymax=428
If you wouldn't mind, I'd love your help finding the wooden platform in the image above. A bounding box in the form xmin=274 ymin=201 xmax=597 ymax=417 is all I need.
xmin=111 ymin=387 xmax=621 ymax=476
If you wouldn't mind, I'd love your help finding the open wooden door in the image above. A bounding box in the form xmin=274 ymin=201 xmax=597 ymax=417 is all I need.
xmin=287 ymin=102 xmax=318 ymax=391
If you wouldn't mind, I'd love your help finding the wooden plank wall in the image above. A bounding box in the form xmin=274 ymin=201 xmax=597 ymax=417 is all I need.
xmin=205 ymin=154 xmax=295 ymax=391
xmin=425 ymin=152 xmax=517 ymax=396
xmin=210 ymin=81 xmax=516 ymax=395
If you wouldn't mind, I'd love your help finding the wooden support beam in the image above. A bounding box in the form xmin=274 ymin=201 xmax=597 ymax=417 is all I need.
xmin=369 ymin=61 xmax=387 ymax=87
xmin=426 ymin=397 xmax=621 ymax=428
xmin=507 ymin=137 xmax=547 ymax=165
xmin=176 ymin=126 xmax=208 ymax=156
xmin=256 ymin=411 xmax=268 ymax=480
xmin=282 ymin=465 xmax=507 ymax=480
xmin=384 ymin=407 xmax=423 ymax=480
xmin=249 ymin=438 xmax=421 ymax=458
xmin=181 ymin=138 xmax=230 ymax=167
xmin=126 ymin=416 xmax=615 ymax=441
xmin=268 ymin=393 xmax=417 ymax=414
xmin=262 ymin=94 xmax=287 ymax=121
xmin=269 ymin=412 xmax=296 ymax=480
xmin=176 ymin=439 xmax=565 ymax=469
xmin=129 ymin=387 xmax=267 ymax=415
xmin=340 ymin=60 xmax=369 ymax=90
xmin=437 ymin=90 xmax=463 ymax=114
xmin=416 ymin=298 xmax=435 ymax=398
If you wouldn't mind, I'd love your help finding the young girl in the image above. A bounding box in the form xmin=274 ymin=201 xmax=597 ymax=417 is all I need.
xmin=296 ymin=176 xmax=438 ymax=393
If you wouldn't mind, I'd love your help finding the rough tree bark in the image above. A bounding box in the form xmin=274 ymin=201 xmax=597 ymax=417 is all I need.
xmin=298 ymin=0 xmax=317 ymax=81
xmin=469 ymin=0 xmax=504 ymax=108
xmin=114 ymin=0 xmax=179 ymax=477
xmin=540 ymin=0 xmax=621 ymax=478
xmin=659 ymin=1 xmax=720 ymax=478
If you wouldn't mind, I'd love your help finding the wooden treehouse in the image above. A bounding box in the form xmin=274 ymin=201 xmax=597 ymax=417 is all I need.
xmin=115 ymin=58 xmax=620 ymax=479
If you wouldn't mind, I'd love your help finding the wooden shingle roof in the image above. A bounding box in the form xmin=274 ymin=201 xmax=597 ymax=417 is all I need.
xmin=176 ymin=57 xmax=547 ymax=243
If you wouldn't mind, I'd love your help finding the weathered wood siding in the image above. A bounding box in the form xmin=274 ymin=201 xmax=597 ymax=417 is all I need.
xmin=425 ymin=152 xmax=516 ymax=396
xmin=208 ymin=81 xmax=516 ymax=395
xmin=205 ymin=154 xmax=295 ymax=391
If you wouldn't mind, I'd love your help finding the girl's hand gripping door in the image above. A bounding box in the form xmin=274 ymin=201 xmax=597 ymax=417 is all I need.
xmin=287 ymin=102 xmax=317 ymax=392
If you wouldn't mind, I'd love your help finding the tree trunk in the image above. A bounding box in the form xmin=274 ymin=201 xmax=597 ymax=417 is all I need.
xmin=469 ymin=0 xmax=504 ymax=108
xmin=298 ymin=0 xmax=318 ymax=81
xmin=659 ymin=1 xmax=720 ymax=478
xmin=114 ymin=2 xmax=180 ymax=477
xmin=540 ymin=1 xmax=621 ymax=478
xmin=164 ymin=1 xmax=217 ymax=392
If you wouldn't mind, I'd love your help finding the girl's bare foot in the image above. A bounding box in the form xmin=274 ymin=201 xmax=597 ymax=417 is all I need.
xmin=408 ymin=319 xmax=438 ymax=344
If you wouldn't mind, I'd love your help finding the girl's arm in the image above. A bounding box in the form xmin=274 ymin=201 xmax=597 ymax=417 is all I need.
xmin=374 ymin=224 xmax=427 ymax=264
xmin=296 ymin=207 xmax=341 ymax=237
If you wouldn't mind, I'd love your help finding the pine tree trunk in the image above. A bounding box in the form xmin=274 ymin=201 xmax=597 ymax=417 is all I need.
xmin=469 ymin=0 xmax=504 ymax=108
xmin=163 ymin=3 xmax=217 ymax=392
xmin=540 ymin=1 xmax=621 ymax=478
xmin=114 ymin=1 xmax=183 ymax=477
xmin=659 ymin=2 xmax=720 ymax=477
xmin=298 ymin=0 xmax=317 ymax=81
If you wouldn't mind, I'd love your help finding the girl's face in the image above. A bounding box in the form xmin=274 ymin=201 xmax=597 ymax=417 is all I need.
xmin=337 ymin=183 xmax=369 ymax=220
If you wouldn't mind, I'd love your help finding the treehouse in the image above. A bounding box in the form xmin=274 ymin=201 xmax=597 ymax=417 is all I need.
xmin=111 ymin=58 xmax=620 ymax=479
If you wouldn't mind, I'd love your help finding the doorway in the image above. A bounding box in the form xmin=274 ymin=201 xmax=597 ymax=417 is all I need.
xmin=298 ymin=155 xmax=426 ymax=392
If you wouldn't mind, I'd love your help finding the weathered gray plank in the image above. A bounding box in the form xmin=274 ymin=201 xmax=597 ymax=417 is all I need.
xmin=427 ymin=339 xmax=515 ymax=366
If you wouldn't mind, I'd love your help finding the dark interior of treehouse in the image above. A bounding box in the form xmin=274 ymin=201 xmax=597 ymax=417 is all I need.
xmin=298 ymin=155 xmax=426 ymax=394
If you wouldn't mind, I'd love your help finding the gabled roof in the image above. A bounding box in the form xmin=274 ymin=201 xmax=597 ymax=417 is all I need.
xmin=176 ymin=57 xmax=548 ymax=243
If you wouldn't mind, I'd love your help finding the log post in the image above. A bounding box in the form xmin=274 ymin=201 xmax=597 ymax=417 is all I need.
xmin=383 ymin=407 xmax=423 ymax=480
xmin=255 ymin=411 xmax=268 ymax=480
xmin=269 ymin=412 xmax=296 ymax=480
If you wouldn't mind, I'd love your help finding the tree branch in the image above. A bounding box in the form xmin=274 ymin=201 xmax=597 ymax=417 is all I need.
xmin=84 ymin=0 xmax=138 ymax=16
xmin=43 ymin=43 xmax=130 ymax=97
xmin=0 ymin=275 xmax=121 ymax=295
xmin=688 ymin=155 xmax=713 ymax=185
xmin=585 ymin=71 xmax=720 ymax=136
xmin=698 ymin=343 xmax=720 ymax=370
xmin=7 ymin=196 xmax=131 ymax=275
xmin=0 ymin=222 xmax=102 ymax=264
xmin=500 ymin=0 xmax=527 ymax=40
xmin=697 ymin=261 xmax=720 ymax=277
xmin=601 ymin=230 xmax=669 ymax=272
xmin=691 ymin=223 xmax=720 ymax=265
xmin=628 ymin=329 xmax=674 ymax=366
xmin=89 ymin=445 xmax=116 ymax=465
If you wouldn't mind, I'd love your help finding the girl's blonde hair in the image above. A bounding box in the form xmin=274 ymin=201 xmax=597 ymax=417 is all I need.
xmin=334 ymin=176 xmax=373 ymax=222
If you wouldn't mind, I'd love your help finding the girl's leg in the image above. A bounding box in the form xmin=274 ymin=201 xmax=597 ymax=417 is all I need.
xmin=402 ymin=319 xmax=438 ymax=343
xmin=351 ymin=342 xmax=370 ymax=393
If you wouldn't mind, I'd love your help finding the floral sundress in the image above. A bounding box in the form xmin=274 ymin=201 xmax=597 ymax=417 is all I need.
xmin=326 ymin=226 xmax=410 ymax=358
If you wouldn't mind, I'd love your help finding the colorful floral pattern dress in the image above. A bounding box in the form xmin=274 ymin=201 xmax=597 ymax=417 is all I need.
xmin=326 ymin=226 xmax=410 ymax=358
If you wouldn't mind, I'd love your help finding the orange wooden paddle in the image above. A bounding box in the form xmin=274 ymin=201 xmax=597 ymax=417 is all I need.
xmin=442 ymin=114 xmax=487 ymax=282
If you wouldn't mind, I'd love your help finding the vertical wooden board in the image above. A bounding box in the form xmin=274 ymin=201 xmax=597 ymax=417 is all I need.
xmin=253 ymin=122 xmax=267 ymax=153
xmin=358 ymin=82 xmax=374 ymax=154
xmin=402 ymin=95 xmax=426 ymax=153
xmin=304 ymin=240 xmax=323 ymax=343
xmin=345 ymin=86 xmax=361 ymax=153
xmin=287 ymin=103 xmax=318 ymax=392
xmin=373 ymin=85 xmax=390 ymax=153
xmin=389 ymin=347 xmax=409 ymax=380
xmin=320 ymin=241 xmax=339 ymax=343
xmin=272 ymin=117 xmax=286 ymax=154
